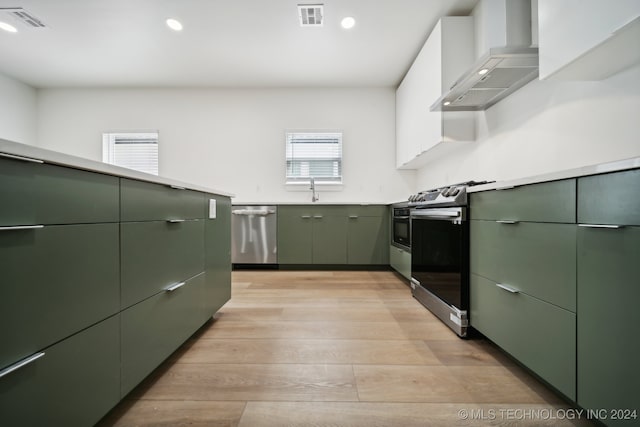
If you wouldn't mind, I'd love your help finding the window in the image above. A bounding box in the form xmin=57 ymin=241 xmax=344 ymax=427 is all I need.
xmin=286 ymin=131 xmax=342 ymax=184
xmin=102 ymin=132 xmax=159 ymax=175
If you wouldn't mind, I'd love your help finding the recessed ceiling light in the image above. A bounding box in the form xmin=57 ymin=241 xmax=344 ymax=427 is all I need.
xmin=0 ymin=21 xmax=18 ymax=33
xmin=478 ymin=68 xmax=489 ymax=75
xmin=443 ymin=101 xmax=451 ymax=106
xmin=341 ymin=16 xmax=356 ymax=29
xmin=166 ymin=18 xmax=183 ymax=32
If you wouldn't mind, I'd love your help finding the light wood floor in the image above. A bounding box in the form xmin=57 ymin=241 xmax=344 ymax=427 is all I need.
xmin=99 ymin=271 xmax=591 ymax=426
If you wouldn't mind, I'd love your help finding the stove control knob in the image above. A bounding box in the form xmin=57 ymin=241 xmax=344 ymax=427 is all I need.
xmin=442 ymin=187 xmax=451 ymax=197
xmin=450 ymin=187 xmax=461 ymax=196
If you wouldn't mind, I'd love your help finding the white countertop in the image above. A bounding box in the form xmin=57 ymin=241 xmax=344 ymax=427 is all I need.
xmin=468 ymin=156 xmax=640 ymax=193
xmin=0 ymin=138 xmax=234 ymax=197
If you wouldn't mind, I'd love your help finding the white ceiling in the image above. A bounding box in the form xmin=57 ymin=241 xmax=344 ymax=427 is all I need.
xmin=0 ymin=0 xmax=477 ymax=89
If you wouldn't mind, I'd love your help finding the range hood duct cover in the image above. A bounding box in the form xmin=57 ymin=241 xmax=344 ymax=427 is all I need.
xmin=431 ymin=0 xmax=537 ymax=112
xmin=431 ymin=46 xmax=538 ymax=111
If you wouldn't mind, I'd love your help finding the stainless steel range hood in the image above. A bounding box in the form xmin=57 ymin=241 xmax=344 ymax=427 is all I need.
xmin=431 ymin=46 xmax=538 ymax=111
xmin=431 ymin=0 xmax=537 ymax=112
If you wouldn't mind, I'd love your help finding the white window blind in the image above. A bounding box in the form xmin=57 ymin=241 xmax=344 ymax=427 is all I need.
xmin=286 ymin=132 xmax=342 ymax=184
xmin=102 ymin=132 xmax=159 ymax=175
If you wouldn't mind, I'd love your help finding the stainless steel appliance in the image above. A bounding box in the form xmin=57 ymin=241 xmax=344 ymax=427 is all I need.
xmin=408 ymin=181 xmax=490 ymax=337
xmin=391 ymin=202 xmax=411 ymax=251
xmin=231 ymin=206 xmax=277 ymax=265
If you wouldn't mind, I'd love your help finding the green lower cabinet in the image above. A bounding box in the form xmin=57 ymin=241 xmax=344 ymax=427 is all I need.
xmin=277 ymin=205 xmax=388 ymax=265
xmin=470 ymin=221 xmax=576 ymax=311
xmin=389 ymin=245 xmax=411 ymax=280
xmin=205 ymin=195 xmax=232 ymax=315
xmin=0 ymin=223 xmax=119 ymax=370
xmin=347 ymin=215 xmax=388 ymax=264
xmin=470 ymin=274 xmax=576 ymax=400
xmin=121 ymin=219 xmax=205 ymax=309
xmin=277 ymin=207 xmax=313 ymax=264
xmin=577 ymin=226 xmax=640 ymax=425
xmin=0 ymin=315 xmax=120 ymax=427
xmin=120 ymin=272 xmax=207 ymax=397
xmin=312 ymin=214 xmax=348 ymax=264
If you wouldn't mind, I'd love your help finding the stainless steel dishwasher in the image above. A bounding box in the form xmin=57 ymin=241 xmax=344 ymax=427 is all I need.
xmin=231 ymin=205 xmax=277 ymax=265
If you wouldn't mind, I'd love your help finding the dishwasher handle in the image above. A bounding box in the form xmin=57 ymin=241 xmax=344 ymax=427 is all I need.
xmin=232 ymin=209 xmax=276 ymax=216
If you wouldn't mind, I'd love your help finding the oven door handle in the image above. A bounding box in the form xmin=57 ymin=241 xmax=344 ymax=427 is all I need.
xmin=394 ymin=216 xmax=410 ymax=219
xmin=411 ymin=209 xmax=462 ymax=221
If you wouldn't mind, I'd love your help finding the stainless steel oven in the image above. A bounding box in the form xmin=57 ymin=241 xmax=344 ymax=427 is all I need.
xmin=410 ymin=206 xmax=469 ymax=336
xmin=392 ymin=203 xmax=410 ymax=251
xmin=408 ymin=181 xmax=490 ymax=338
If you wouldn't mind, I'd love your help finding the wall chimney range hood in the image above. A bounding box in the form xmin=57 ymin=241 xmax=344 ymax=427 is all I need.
xmin=431 ymin=0 xmax=537 ymax=112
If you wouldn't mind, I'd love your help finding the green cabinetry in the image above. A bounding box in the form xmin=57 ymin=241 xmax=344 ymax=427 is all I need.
xmin=470 ymin=274 xmax=576 ymax=399
xmin=576 ymin=170 xmax=640 ymax=425
xmin=120 ymin=220 xmax=205 ymax=309
xmin=121 ymin=178 xmax=205 ymax=221
xmin=205 ymin=195 xmax=232 ymax=315
xmin=470 ymin=179 xmax=575 ymax=223
xmin=389 ymin=245 xmax=411 ymax=280
xmin=0 ymin=149 xmax=231 ymax=426
xmin=277 ymin=205 xmax=388 ymax=265
xmin=0 ymin=223 xmax=119 ymax=370
xmin=0 ymin=157 xmax=119 ymax=226
xmin=469 ymin=178 xmax=577 ymax=400
xmin=0 ymin=315 xmax=120 ymax=427
xmin=121 ymin=273 xmax=207 ymax=396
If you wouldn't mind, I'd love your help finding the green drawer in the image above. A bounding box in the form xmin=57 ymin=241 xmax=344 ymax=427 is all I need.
xmin=0 ymin=223 xmax=119 ymax=370
xmin=205 ymin=195 xmax=232 ymax=315
xmin=577 ymin=226 xmax=640 ymax=420
xmin=470 ymin=179 xmax=576 ymax=223
xmin=578 ymin=169 xmax=640 ymax=226
xmin=121 ymin=273 xmax=206 ymax=397
xmin=470 ymin=274 xmax=576 ymax=400
xmin=121 ymin=219 xmax=205 ymax=309
xmin=0 ymin=157 xmax=119 ymax=226
xmin=470 ymin=221 xmax=576 ymax=311
xmin=390 ymin=245 xmax=411 ymax=280
xmin=345 ymin=205 xmax=387 ymax=217
xmin=121 ymin=178 xmax=205 ymax=222
xmin=0 ymin=315 xmax=120 ymax=427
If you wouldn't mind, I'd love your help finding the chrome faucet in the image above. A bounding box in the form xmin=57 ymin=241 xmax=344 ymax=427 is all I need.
xmin=310 ymin=177 xmax=319 ymax=202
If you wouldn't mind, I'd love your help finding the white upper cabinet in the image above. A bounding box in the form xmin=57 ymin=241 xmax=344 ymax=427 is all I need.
xmin=396 ymin=17 xmax=475 ymax=169
xmin=538 ymin=0 xmax=640 ymax=80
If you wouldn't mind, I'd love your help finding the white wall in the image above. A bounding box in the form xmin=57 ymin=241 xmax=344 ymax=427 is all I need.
xmin=36 ymin=87 xmax=415 ymax=203
xmin=0 ymin=72 xmax=37 ymax=145
xmin=416 ymin=64 xmax=640 ymax=189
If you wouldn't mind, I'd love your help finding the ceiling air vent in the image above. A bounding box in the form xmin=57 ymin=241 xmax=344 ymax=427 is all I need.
xmin=1 ymin=7 xmax=46 ymax=28
xmin=298 ymin=4 xmax=323 ymax=27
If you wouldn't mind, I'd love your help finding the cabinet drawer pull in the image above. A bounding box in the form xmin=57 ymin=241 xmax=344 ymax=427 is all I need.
xmin=301 ymin=215 xmax=311 ymax=219
xmin=166 ymin=281 xmax=186 ymax=292
xmin=0 ymin=152 xmax=44 ymax=164
xmin=313 ymin=215 xmax=323 ymax=219
xmin=169 ymin=185 xmax=186 ymax=190
xmin=0 ymin=225 xmax=44 ymax=232
xmin=496 ymin=283 xmax=520 ymax=294
xmin=496 ymin=220 xmax=519 ymax=225
xmin=167 ymin=219 xmax=185 ymax=223
xmin=0 ymin=352 xmax=45 ymax=379
xmin=348 ymin=215 xmax=359 ymax=219
xmin=578 ymin=224 xmax=623 ymax=229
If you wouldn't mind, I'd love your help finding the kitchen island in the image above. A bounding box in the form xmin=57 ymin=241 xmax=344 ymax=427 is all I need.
xmin=0 ymin=139 xmax=233 ymax=426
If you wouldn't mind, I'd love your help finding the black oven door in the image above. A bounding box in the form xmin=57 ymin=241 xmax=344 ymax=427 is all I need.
xmin=410 ymin=207 xmax=468 ymax=310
